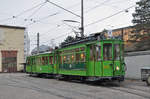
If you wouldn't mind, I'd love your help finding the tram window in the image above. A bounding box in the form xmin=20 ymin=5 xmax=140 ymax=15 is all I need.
xmin=33 ymin=58 xmax=36 ymax=65
xmin=32 ymin=58 xmax=34 ymax=65
xmin=45 ymin=56 xmax=48 ymax=65
xmin=66 ymin=55 xmax=71 ymax=63
xmin=40 ymin=58 xmax=42 ymax=65
xmin=27 ymin=59 xmax=29 ymax=65
xmin=80 ymin=47 xmax=85 ymax=51
xmin=80 ymin=53 xmax=85 ymax=62
xmin=71 ymin=55 xmax=75 ymax=62
xmin=49 ymin=56 xmax=53 ymax=64
xmin=54 ymin=56 xmax=57 ymax=64
xmin=63 ymin=56 xmax=66 ymax=63
xmin=30 ymin=59 xmax=32 ymax=65
xmin=96 ymin=46 xmax=101 ymax=61
xmin=75 ymin=48 xmax=79 ymax=52
xmin=37 ymin=58 xmax=40 ymax=65
xmin=114 ymin=44 xmax=120 ymax=60
xmin=121 ymin=44 xmax=124 ymax=60
xmin=72 ymin=49 xmax=75 ymax=53
xmin=90 ymin=46 xmax=95 ymax=61
xmin=76 ymin=53 xmax=80 ymax=62
xmin=42 ymin=57 xmax=45 ymax=65
xmin=60 ymin=56 xmax=63 ymax=64
xmin=103 ymin=43 xmax=112 ymax=61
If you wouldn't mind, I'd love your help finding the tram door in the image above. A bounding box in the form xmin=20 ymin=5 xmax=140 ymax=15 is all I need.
xmin=113 ymin=44 xmax=122 ymax=76
xmin=102 ymin=43 xmax=114 ymax=77
xmin=89 ymin=44 xmax=102 ymax=76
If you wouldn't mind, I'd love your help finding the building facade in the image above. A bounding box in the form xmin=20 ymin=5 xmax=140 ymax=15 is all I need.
xmin=0 ymin=25 xmax=26 ymax=72
xmin=125 ymin=50 xmax=150 ymax=79
xmin=24 ymin=29 xmax=30 ymax=62
xmin=112 ymin=26 xmax=150 ymax=52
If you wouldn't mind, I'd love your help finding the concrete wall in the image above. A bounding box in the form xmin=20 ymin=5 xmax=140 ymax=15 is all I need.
xmin=0 ymin=26 xmax=25 ymax=72
xmin=125 ymin=51 xmax=150 ymax=79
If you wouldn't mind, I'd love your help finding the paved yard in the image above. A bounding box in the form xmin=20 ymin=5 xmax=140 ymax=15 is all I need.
xmin=0 ymin=73 xmax=150 ymax=99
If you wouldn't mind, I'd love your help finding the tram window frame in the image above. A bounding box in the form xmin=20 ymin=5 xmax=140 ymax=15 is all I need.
xmin=80 ymin=53 xmax=85 ymax=62
xmin=76 ymin=53 xmax=80 ymax=62
xmin=103 ymin=43 xmax=113 ymax=61
xmin=90 ymin=45 xmax=95 ymax=61
xmin=121 ymin=44 xmax=124 ymax=60
xmin=49 ymin=56 xmax=53 ymax=64
xmin=96 ymin=45 xmax=101 ymax=61
xmin=114 ymin=44 xmax=121 ymax=60
xmin=32 ymin=58 xmax=35 ymax=65
xmin=37 ymin=57 xmax=40 ymax=65
xmin=60 ymin=56 xmax=63 ymax=64
xmin=45 ymin=56 xmax=48 ymax=65
xmin=42 ymin=57 xmax=45 ymax=65
xmin=63 ymin=55 xmax=67 ymax=63
xmin=75 ymin=48 xmax=79 ymax=52
xmin=54 ymin=56 xmax=57 ymax=64
xmin=40 ymin=57 xmax=42 ymax=65
xmin=66 ymin=55 xmax=71 ymax=63
xmin=31 ymin=58 xmax=33 ymax=65
xmin=71 ymin=54 xmax=75 ymax=63
xmin=80 ymin=47 xmax=85 ymax=51
xmin=27 ymin=58 xmax=29 ymax=65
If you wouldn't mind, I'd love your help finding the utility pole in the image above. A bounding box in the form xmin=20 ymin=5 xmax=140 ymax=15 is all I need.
xmin=48 ymin=0 xmax=84 ymax=38
xmin=37 ymin=33 xmax=39 ymax=54
xmin=81 ymin=0 xmax=84 ymax=38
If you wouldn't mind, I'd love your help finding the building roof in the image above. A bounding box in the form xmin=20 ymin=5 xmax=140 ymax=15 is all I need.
xmin=112 ymin=26 xmax=134 ymax=32
xmin=91 ymin=25 xmax=134 ymax=35
xmin=0 ymin=24 xmax=25 ymax=29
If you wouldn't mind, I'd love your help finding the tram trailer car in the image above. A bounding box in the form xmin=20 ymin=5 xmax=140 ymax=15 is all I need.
xmin=26 ymin=39 xmax=126 ymax=82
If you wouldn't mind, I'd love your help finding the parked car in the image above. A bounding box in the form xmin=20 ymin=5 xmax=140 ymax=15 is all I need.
xmin=141 ymin=67 xmax=150 ymax=86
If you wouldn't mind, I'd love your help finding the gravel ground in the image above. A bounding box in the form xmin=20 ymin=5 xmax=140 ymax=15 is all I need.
xmin=0 ymin=73 xmax=150 ymax=99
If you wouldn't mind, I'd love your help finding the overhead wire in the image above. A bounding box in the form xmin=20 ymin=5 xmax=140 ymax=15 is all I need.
xmin=35 ymin=0 xmax=127 ymax=45
xmin=0 ymin=1 xmax=46 ymax=23
xmin=16 ymin=1 xmax=47 ymax=17
xmin=23 ymin=0 xmax=136 ymax=50
xmin=25 ymin=12 xmax=58 ymax=27
xmin=47 ymin=0 xmax=81 ymax=18
xmin=28 ymin=1 xmax=82 ymax=47
xmin=24 ymin=1 xmax=81 ymax=26
xmin=23 ymin=2 xmax=47 ymax=22
xmin=85 ymin=0 xmax=112 ymax=14
xmin=27 ymin=1 xmax=81 ymax=38
xmin=40 ymin=31 xmax=73 ymax=45
xmin=85 ymin=5 xmax=136 ymax=27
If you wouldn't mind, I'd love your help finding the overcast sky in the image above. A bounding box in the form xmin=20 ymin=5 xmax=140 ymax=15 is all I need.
xmin=0 ymin=0 xmax=139 ymax=51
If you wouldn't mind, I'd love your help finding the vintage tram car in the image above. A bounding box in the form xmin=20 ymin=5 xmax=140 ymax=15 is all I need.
xmin=26 ymin=34 xmax=126 ymax=82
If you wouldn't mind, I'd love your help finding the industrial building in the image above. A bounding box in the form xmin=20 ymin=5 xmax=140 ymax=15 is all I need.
xmin=0 ymin=25 xmax=29 ymax=72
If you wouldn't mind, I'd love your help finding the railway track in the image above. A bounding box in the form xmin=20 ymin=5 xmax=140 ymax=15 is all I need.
xmin=110 ymin=86 xmax=150 ymax=99
xmin=1 ymin=74 xmax=150 ymax=99
xmin=3 ymin=74 xmax=102 ymax=99
xmin=93 ymin=82 xmax=150 ymax=99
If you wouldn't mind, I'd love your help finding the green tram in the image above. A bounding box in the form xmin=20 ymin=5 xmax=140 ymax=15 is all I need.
xmin=26 ymin=35 xmax=126 ymax=82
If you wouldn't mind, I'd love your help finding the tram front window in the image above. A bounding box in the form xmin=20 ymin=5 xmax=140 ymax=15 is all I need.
xmin=114 ymin=44 xmax=120 ymax=60
xmin=103 ymin=43 xmax=112 ymax=61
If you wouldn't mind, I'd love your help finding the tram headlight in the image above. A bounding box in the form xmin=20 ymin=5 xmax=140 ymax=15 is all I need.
xmin=116 ymin=66 xmax=120 ymax=71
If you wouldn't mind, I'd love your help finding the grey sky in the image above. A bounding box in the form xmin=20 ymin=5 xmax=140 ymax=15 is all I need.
xmin=0 ymin=0 xmax=139 ymax=51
